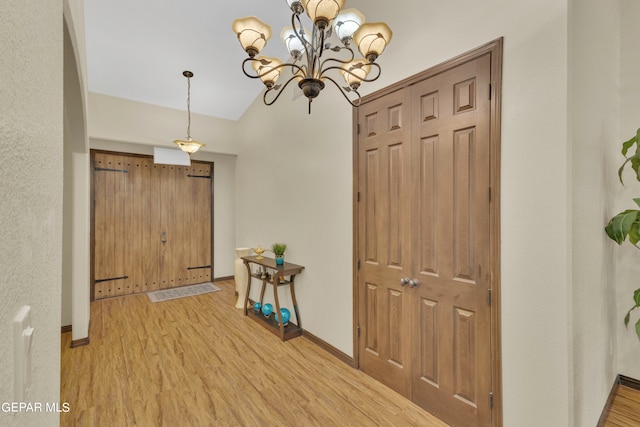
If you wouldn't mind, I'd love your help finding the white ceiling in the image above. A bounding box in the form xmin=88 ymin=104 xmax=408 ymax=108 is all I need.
xmin=85 ymin=0 xmax=296 ymax=121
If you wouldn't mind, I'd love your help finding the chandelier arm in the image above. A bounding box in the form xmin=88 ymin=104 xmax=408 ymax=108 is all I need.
xmin=262 ymin=74 xmax=303 ymax=106
xmin=318 ymin=46 xmax=356 ymax=72
xmin=322 ymin=75 xmax=362 ymax=107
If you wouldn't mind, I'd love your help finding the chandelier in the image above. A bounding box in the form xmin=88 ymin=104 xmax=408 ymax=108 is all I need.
xmin=232 ymin=0 xmax=392 ymax=112
xmin=173 ymin=71 xmax=205 ymax=155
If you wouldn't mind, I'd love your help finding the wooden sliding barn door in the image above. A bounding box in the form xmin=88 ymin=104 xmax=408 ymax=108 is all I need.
xmin=356 ymin=43 xmax=500 ymax=427
xmin=92 ymin=152 xmax=212 ymax=300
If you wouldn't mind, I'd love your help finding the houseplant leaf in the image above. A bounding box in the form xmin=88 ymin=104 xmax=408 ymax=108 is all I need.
xmin=605 ymin=210 xmax=640 ymax=244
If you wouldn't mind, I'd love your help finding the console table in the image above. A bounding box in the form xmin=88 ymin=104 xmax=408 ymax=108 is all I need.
xmin=242 ymin=255 xmax=305 ymax=341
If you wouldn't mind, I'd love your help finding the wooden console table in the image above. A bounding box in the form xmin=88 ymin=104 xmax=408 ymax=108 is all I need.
xmin=242 ymin=255 xmax=305 ymax=341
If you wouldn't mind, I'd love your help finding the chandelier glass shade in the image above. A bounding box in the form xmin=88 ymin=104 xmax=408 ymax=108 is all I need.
xmin=232 ymin=0 xmax=392 ymax=111
xmin=173 ymin=71 xmax=204 ymax=155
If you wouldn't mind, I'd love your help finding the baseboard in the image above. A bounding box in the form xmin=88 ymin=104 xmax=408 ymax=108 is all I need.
xmin=597 ymin=374 xmax=640 ymax=426
xmin=303 ymin=330 xmax=354 ymax=368
xmin=70 ymin=337 xmax=90 ymax=348
xmin=214 ymin=276 xmax=234 ymax=282
xmin=619 ymin=374 xmax=640 ymax=390
xmin=244 ymin=297 xmax=353 ymax=367
xmin=61 ymin=325 xmax=72 ymax=333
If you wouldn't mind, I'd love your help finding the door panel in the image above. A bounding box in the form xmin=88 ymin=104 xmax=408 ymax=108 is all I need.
xmin=93 ymin=153 xmax=129 ymax=299
xmin=358 ymin=88 xmax=412 ymax=397
xmin=410 ymin=54 xmax=492 ymax=427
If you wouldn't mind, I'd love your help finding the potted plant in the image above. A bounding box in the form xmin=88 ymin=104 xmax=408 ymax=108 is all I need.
xmin=605 ymin=128 xmax=640 ymax=339
xmin=271 ymin=243 xmax=287 ymax=265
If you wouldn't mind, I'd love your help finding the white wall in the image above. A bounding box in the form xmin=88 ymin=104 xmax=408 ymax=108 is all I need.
xmin=235 ymin=0 xmax=574 ymax=425
xmin=617 ymin=0 xmax=640 ymax=381
xmin=0 ymin=1 xmax=64 ymax=425
xmin=569 ymin=1 xmax=621 ymax=425
xmin=236 ymin=92 xmax=354 ymax=352
xmin=89 ymin=92 xmax=240 ymax=155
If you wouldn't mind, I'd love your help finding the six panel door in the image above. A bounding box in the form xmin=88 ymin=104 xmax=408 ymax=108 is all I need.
xmin=357 ymin=87 xmax=413 ymax=397
xmin=357 ymin=53 xmax=493 ymax=427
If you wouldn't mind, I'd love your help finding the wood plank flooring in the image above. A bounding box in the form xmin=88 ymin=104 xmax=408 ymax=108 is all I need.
xmin=602 ymin=384 xmax=640 ymax=426
xmin=60 ymin=280 xmax=450 ymax=426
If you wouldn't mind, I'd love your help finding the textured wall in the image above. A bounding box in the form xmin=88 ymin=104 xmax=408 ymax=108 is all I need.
xmin=618 ymin=0 xmax=640 ymax=382
xmin=0 ymin=1 xmax=64 ymax=426
xmin=569 ymin=1 xmax=621 ymax=425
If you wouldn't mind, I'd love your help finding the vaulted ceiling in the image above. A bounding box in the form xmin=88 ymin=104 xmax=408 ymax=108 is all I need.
xmin=85 ymin=0 xmax=295 ymax=121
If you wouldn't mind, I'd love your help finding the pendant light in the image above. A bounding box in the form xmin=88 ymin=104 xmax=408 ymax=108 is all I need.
xmin=173 ymin=71 xmax=205 ymax=155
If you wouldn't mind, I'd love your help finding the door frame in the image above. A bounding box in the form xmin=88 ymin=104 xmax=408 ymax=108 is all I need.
xmin=90 ymin=149 xmax=215 ymax=301
xmin=352 ymin=38 xmax=503 ymax=426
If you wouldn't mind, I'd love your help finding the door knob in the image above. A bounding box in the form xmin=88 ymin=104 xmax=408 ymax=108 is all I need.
xmin=400 ymin=277 xmax=410 ymax=286
xmin=409 ymin=279 xmax=420 ymax=288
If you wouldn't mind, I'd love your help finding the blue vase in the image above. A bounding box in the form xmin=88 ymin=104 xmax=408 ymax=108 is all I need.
xmin=274 ymin=308 xmax=291 ymax=325
xmin=275 ymin=255 xmax=284 ymax=265
xmin=261 ymin=303 xmax=273 ymax=317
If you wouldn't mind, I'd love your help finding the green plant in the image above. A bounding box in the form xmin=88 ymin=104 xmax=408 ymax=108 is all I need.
xmin=605 ymin=128 xmax=640 ymax=339
xmin=271 ymin=243 xmax=287 ymax=256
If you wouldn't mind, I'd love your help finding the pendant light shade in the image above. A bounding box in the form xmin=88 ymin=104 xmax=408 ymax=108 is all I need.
xmin=301 ymin=0 xmax=345 ymax=29
xmin=341 ymin=59 xmax=371 ymax=89
xmin=252 ymin=56 xmax=284 ymax=88
xmin=173 ymin=138 xmax=204 ymax=155
xmin=353 ymin=22 xmax=393 ymax=62
xmin=232 ymin=16 xmax=273 ymax=58
xmin=333 ymin=8 xmax=365 ymax=43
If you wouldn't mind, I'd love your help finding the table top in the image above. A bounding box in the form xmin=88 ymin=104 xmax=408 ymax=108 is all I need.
xmin=242 ymin=255 xmax=305 ymax=275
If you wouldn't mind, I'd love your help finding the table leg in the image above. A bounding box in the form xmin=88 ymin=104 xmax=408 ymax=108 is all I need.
xmin=243 ymin=261 xmax=252 ymax=316
xmin=272 ymin=272 xmax=285 ymax=340
xmin=289 ymin=274 xmax=301 ymax=330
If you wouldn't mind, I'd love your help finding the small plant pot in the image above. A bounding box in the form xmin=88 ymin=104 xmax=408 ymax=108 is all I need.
xmin=275 ymin=255 xmax=284 ymax=265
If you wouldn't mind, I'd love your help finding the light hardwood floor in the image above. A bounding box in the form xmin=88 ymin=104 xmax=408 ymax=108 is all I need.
xmin=602 ymin=384 xmax=640 ymax=426
xmin=60 ymin=280 xmax=450 ymax=426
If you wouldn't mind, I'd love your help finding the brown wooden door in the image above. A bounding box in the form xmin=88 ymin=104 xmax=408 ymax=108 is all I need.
xmin=157 ymin=163 xmax=212 ymax=289
xmin=357 ymin=88 xmax=413 ymax=397
xmin=92 ymin=152 xmax=212 ymax=299
xmin=356 ymin=52 xmax=494 ymax=427
xmin=409 ymin=55 xmax=492 ymax=426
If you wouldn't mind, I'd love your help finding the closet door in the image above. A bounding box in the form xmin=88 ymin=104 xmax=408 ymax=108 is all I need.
xmin=409 ymin=54 xmax=492 ymax=427
xmin=356 ymin=49 xmax=497 ymax=427
xmin=356 ymin=88 xmax=413 ymax=397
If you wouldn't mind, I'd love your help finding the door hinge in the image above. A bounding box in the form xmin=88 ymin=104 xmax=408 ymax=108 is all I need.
xmin=487 ymin=289 xmax=492 ymax=306
xmin=357 ymin=124 xmax=361 ymax=134
xmin=95 ymin=167 xmax=128 ymax=173
xmin=489 ymin=392 xmax=494 ymax=408
xmin=357 ymin=191 xmax=361 ymax=202
xmin=489 ymin=84 xmax=492 ymax=100
xmin=357 ymin=259 xmax=361 ymax=270
xmin=488 ymin=186 xmax=492 ymax=202
xmin=357 ymin=325 xmax=361 ymax=337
